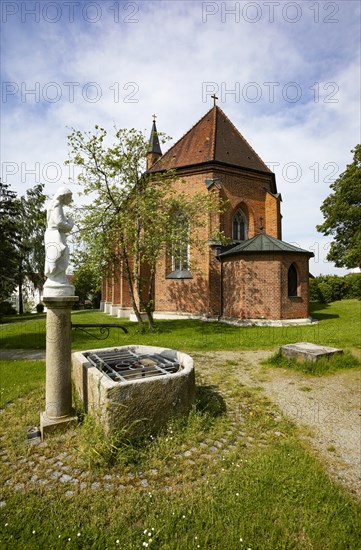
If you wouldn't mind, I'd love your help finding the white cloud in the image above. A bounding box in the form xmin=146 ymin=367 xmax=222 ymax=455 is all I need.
xmin=1 ymin=0 xmax=360 ymax=275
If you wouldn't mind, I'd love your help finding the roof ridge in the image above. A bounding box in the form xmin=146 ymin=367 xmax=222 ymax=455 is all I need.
xmin=211 ymin=106 xmax=217 ymax=159
xmin=218 ymin=109 xmax=271 ymax=173
xmin=149 ymin=106 xmax=214 ymax=170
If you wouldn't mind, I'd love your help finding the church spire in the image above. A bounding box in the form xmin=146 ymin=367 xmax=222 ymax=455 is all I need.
xmin=146 ymin=115 xmax=162 ymax=170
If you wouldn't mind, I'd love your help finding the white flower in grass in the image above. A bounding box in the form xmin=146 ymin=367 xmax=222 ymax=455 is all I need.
xmin=116 ymin=540 xmax=120 ymax=544
xmin=77 ymin=533 xmax=81 ymax=537
xmin=32 ymin=530 xmax=36 ymax=534
xmin=236 ymin=492 xmax=239 ymax=496
xmin=148 ymin=532 xmax=152 ymax=537
xmin=142 ymin=543 xmax=149 ymax=548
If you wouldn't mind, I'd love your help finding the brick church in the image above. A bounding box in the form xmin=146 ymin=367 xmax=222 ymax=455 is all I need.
xmin=100 ymin=105 xmax=313 ymax=324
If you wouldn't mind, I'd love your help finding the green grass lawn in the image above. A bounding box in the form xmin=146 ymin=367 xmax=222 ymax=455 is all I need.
xmin=0 ymin=358 xmax=360 ymax=549
xmin=264 ymin=349 xmax=360 ymax=375
xmin=0 ymin=300 xmax=360 ymax=548
xmin=0 ymin=300 xmax=360 ymax=352
xmin=0 ymin=360 xmax=45 ymax=407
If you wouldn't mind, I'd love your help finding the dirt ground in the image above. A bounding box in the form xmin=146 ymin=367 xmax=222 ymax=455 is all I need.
xmin=193 ymin=350 xmax=361 ymax=500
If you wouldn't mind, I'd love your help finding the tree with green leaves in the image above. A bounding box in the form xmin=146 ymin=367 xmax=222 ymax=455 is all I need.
xmin=317 ymin=145 xmax=361 ymax=269
xmin=0 ymin=180 xmax=21 ymax=305
xmin=17 ymin=184 xmax=47 ymax=313
xmin=72 ymin=248 xmax=102 ymax=308
xmin=66 ymin=126 xmax=223 ymax=328
xmin=0 ymin=181 xmax=47 ymax=314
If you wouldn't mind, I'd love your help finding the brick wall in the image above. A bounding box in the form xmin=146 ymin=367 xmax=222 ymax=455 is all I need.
xmin=213 ymin=167 xmax=276 ymax=239
xmin=153 ymin=164 xmax=278 ymax=316
xmin=222 ymin=254 xmax=282 ymax=319
xmin=265 ymin=191 xmax=281 ymax=239
xmin=101 ymin=161 xmax=304 ymax=321
xmin=154 ymin=168 xmax=214 ymax=315
xmin=280 ymin=255 xmax=310 ymax=319
xmin=222 ymin=253 xmax=310 ymax=320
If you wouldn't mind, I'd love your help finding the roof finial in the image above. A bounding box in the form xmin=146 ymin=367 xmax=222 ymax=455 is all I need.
xmin=152 ymin=113 xmax=157 ymax=121
xmin=211 ymin=94 xmax=218 ymax=107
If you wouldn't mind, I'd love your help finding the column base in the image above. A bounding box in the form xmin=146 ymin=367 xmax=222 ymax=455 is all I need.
xmin=40 ymin=411 xmax=78 ymax=439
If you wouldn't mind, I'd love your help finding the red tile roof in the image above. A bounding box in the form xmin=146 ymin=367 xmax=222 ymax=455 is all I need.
xmin=148 ymin=106 xmax=271 ymax=173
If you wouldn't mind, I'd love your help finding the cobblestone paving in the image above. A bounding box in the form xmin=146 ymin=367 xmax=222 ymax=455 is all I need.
xmin=0 ymin=354 xmax=281 ymax=500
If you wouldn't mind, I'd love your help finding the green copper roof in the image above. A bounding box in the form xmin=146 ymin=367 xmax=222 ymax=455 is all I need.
xmin=218 ymin=234 xmax=314 ymax=258
xmin=148 ymin=120 xmax=162 ymax=154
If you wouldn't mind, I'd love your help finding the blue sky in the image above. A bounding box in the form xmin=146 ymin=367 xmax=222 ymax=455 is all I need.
xmin=1 ymin=0 xmax=360 ymax=274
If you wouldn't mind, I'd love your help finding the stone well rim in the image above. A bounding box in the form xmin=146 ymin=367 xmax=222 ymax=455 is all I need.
xmin=72 ymin=345 xmax=194 ymax=388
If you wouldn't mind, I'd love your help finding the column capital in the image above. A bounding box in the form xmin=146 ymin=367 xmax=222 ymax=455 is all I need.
xmin=43 ymin=296 xmax=79 ymax=309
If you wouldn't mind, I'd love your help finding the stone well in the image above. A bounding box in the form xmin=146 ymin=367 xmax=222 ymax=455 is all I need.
xmin=72 ymin=345 xmax=195 ymax=439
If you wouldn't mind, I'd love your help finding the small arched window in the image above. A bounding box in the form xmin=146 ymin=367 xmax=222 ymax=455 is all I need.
xmin=232 ymin=209 xmax=247 ymax=241
xmin=288 ymin=263 xmax=298 ymax=297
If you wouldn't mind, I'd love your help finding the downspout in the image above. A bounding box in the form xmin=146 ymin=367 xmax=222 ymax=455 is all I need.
xmin=218 ymin=254 xmax=223 ymax=321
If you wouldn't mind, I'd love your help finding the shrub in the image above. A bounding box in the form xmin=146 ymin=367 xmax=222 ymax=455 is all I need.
xmin=91 ymin=290 xmax=101 ymax=309
xmin=310 ymin=275 xmax=348 ymax=303
xmin=344 ymin=273 xmax=361 ymax=299
xmin=0 ymin=301 xmax=17 ymax=318
xmin=309 ymin=278 xmax=323 ymax=302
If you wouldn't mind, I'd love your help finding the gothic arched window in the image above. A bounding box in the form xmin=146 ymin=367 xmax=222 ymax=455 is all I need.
xmin=171 ymin=211 xmax=190 ymax=272
xmin=288 ymin=263 xmax=298 ymax=297
xmin=232 ymin=209 xmax=247 ymax=241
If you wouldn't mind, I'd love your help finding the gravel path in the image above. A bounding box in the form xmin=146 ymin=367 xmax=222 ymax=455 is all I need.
xmin=0 ymin=350 xmax=45 ymax=360
xmin=2 ymin=348 xmax=360 ymax=498
xmin=193 ymin=350 xmax=361 ymax=499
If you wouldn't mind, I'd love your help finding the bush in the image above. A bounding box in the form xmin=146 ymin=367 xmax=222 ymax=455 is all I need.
xmin=91 ymin=290 xmax=101 ymax=309
xmin=36 ymin=303 xmax=44 ymax=313
xmin=309 ymin=278 xmax=323 ymax=302
xmin=344 ymin=273 xmax=361 ymax=299
xmin=0 ymin=301 xmax=17 ymax=318
xmin=309 ymin=274 xmax=357 ymax=303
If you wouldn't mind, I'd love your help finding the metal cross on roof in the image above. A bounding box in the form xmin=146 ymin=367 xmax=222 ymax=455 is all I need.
xmin=152 ymin=114 xmax=157 ymax=121
xmin=211 ymin=94 xmax=218 ymax=106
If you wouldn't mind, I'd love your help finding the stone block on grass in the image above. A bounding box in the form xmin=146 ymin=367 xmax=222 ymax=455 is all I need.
xmin=280 ymin=342 xmax=343 ymax=363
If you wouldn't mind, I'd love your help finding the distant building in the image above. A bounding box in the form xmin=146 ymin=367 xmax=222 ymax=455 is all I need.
xmin=101 ymin=106 xmax=313 ymax=324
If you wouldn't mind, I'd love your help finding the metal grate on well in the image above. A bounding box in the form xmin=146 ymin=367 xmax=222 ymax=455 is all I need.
xmin=84 ymin=348 xmax=181 ymax=382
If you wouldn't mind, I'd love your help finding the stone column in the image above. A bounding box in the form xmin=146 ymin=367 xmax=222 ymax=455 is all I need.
xmin=40 ymin=295 xmax=79 ymax=438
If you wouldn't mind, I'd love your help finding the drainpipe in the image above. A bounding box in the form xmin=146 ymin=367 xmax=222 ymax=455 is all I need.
xmin=219 ymin=257 xmax=223 ymax=320
xmin=215 ymin=247 xmax=223 ymax=321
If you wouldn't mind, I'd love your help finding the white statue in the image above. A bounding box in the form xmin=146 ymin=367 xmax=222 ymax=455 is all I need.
xmin=43 ymin=186 xmax=75 ymax=296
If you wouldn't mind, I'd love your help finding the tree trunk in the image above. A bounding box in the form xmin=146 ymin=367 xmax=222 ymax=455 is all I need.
xmin=121 ymin=250 xmax=144 ymax=326
xmin=145 ymin=265 xmax=156 ymax=330
xmin=18 ymin=262 xmax=23 ymax=315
